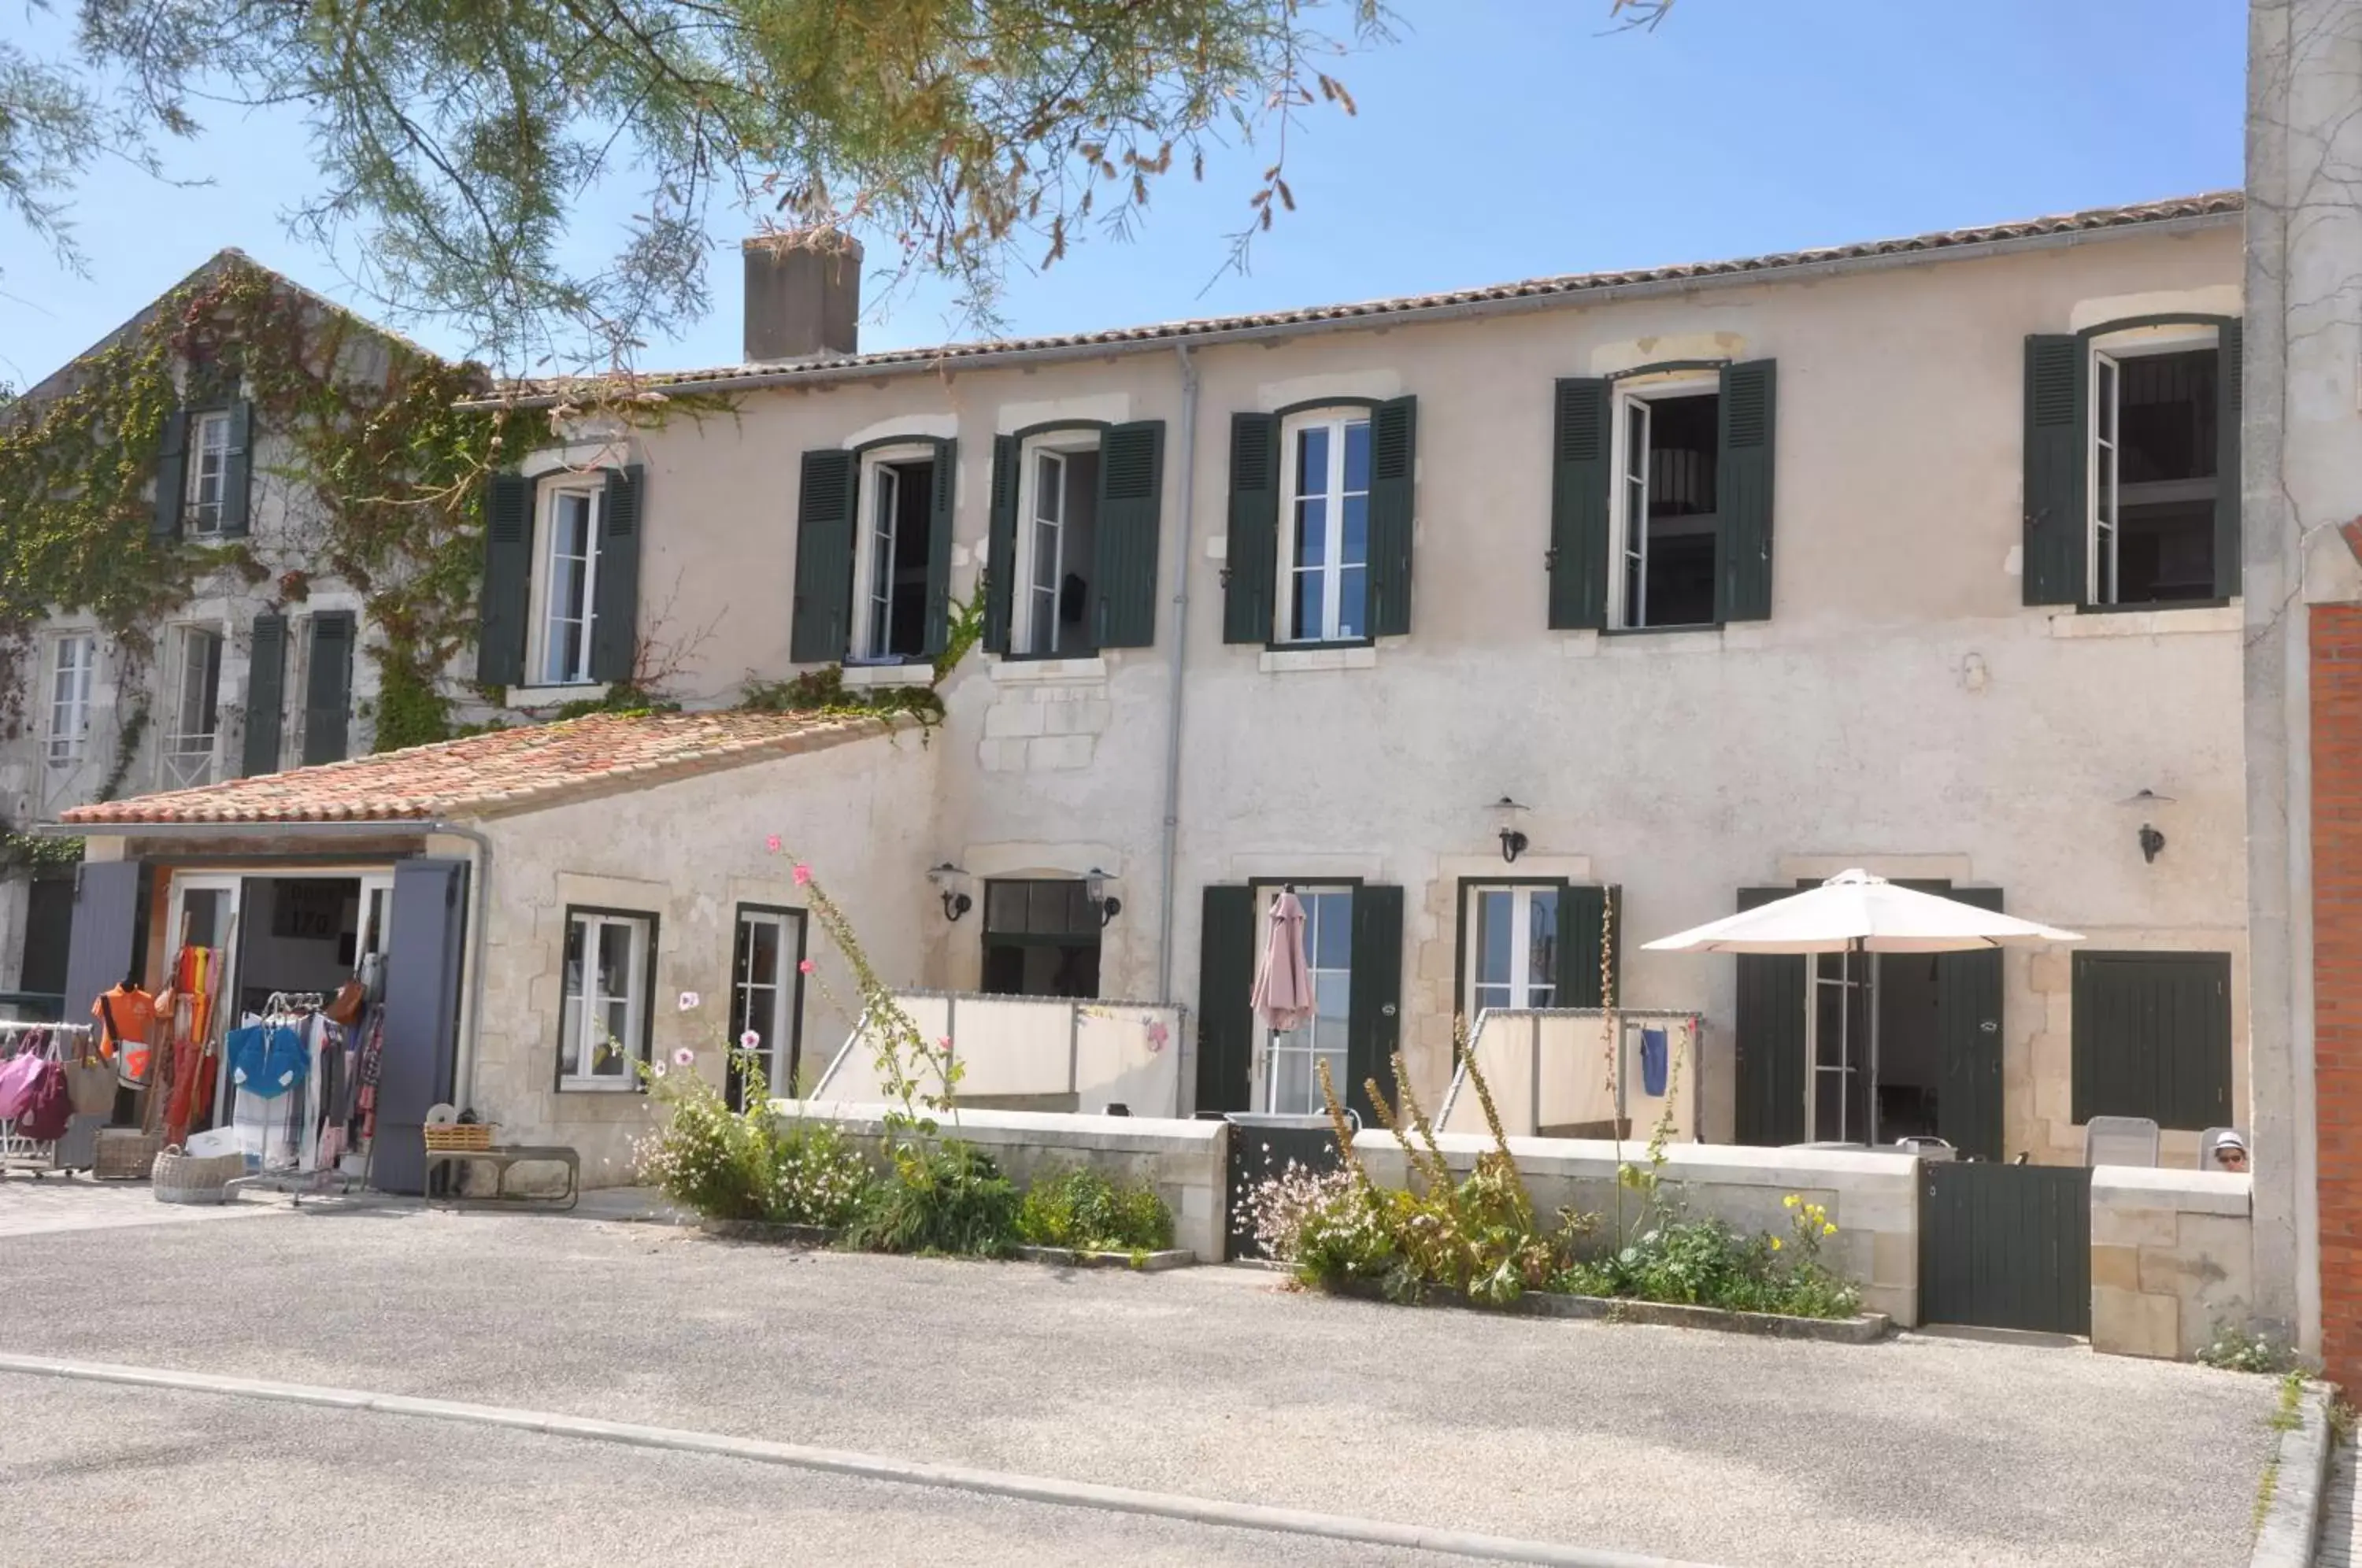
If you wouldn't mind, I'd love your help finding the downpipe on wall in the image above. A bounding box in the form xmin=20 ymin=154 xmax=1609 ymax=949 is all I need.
xmin=1155 ymin=343 xmax=1200 ymax=1005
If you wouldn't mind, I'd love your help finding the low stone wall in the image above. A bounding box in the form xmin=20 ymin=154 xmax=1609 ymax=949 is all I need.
xmin=2090 ymin=1167 xmax=2254 ymax=1359
xmin=1352 ymin=1131 xmax=1922 ymax=1326
xmin=772 ymin=1100 xmax=1227 ymax=1262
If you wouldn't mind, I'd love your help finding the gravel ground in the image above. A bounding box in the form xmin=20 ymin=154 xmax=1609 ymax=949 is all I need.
xmin=0 ymin=1379 xmax=1479 ymax=1568
xmin=0 ymin=1203 xmax=2282 ymax=1567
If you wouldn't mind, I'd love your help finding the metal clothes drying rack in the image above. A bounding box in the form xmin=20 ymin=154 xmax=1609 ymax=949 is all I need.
xmin=0 ymin=1019 xmax=98 ymax=1177
xmin=221 ymin=993 xmax=361 ymax=1204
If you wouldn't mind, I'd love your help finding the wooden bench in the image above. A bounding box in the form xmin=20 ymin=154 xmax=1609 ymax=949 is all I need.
xmin=423 ymin=1145 xmax=580 ymax=1211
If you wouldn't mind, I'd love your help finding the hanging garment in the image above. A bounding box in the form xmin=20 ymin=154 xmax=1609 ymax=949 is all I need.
xmin=162 ymin=1036 xmax=219 ymax=1147
xmin=92 ymin=983 xmax=159 ymax=1089
xmin=1640 ymin=1027 xmax=1670 ymax=1099
xmin=17 ymin=1060 xmax=72 ymax=1141
xmin=227 ymin=1025 xmax=309 ymax=1100
xmin=0 ymin=1037 xmax=50 ymax=1119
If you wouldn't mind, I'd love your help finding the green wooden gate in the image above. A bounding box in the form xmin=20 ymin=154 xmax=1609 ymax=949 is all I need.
xmin=1919 ymin=1162 xmax=2092 ymax=1335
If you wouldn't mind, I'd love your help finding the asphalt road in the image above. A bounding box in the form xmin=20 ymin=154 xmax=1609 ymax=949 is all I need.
xmin=0 ymin=1196 xmax=2282 ymax=1567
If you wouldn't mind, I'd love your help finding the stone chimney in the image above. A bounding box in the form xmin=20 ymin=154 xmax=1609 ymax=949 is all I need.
xmin=742 ymin=232 xmax=861 ymax=362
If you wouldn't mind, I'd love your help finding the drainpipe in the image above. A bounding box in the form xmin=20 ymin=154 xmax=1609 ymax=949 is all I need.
xmin=1155 ymin=343 xmax=1200 ymax=1004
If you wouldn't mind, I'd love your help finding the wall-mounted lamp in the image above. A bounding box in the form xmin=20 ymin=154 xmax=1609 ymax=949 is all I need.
xmin=927 ymin=862 xmax=973 ymax=922
xmin=1492 ymin=795 xmax=1530 ymax=864
xmin=1086 ymin=867 xmax=1124 ymax=927
xmin=2119 ymin=790 xmax=2176 ymax=867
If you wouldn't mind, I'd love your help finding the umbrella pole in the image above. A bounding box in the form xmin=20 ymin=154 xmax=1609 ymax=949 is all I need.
xmin=1864 ymin=936 xmax=1881 ymax=1150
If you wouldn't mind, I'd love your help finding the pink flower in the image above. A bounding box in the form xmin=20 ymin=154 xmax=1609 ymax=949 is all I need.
xmin=792 ymin=863 xmax=813 ymax=886
xmin=739 ymin=1030 xmax=761 ymax=1052
xmin=765 ymin=834 xmax=782 ymax=854
xmin=798 ymin=959 xmax=816 ymax=974
xmin=650 ymin=1061 xmax=668 ymax=1079
xmin=673 ymin=1047 xmax=697 ymax=1067
xmin=937 ymin=1035 xmax=952 ymax=1050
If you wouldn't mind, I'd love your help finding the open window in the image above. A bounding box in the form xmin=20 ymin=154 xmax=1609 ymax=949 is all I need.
xmin=535 ymin=480 xmax=603 ymax=685
xmin=851 ymin=447 xmax=942 ymax=662
xmin=1013 ymin=439 xmax=1101 ymax=657
xmin=983 ymin=423 xmax=1164 ymax=656
xmin=979 ymin=878 xmax=1102 ymax=999
xmin=45 ymin=632 xmax=94 ymax=770
xmin=152 ymin=401 xmax=252 ymax=542
xmin=162 ymin=623 xmax=224 ymax=790
xmin=1612 ymin=379 xmax=1721 ymax=629
xmin=2090 ymin=331 xmax=2221 ymax=606
xmin=790 ymin=440 xmax=957 ymax=666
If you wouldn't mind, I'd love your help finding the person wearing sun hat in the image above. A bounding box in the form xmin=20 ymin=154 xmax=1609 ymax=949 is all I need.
xmin=2211 ymin=1131 xmax=2249 ymax=1174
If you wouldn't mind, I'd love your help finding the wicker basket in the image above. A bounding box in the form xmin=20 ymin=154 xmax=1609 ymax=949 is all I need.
xmin=92 ymin=1129 xmax=161 ymax=1181
xmin=152 ymin=1147 xmax=245 ymax=1205
xmin=424 ymin=1122 xmax=495 ymax=1152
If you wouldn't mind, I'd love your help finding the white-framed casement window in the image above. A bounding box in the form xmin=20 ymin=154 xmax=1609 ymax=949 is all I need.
xmin=161 ymin=623 xmax=224 ymax=789
xmin=1276 ymin=409 xmax=1372 ymax=644
xmin=850 ymin=444 xmax=940 ymax=663
xmin=534 ymin=482 xmax=602 ymax=685
xmin=184 ymin=410 xmax=234 ymax=537
xmin=44 ymin=633 xmax=96 ymax=769
xmin=2087 ymin=326 xmax=2221 ymax=607
xmin=1261 ymin=886 xmax=1354 ymax=1115
xmin=558 ymin=908 xmax=654 ymax=1090
xmin=1609 ymin=375 xmax=1721 ymax=630
xmin=1464 ymin=885 xmax=1561 ymax=1015
xmin=1013 ymin=435 xmax=1102 ymax=656
xmin=728 ymin=905 xmax=805 ymax=1108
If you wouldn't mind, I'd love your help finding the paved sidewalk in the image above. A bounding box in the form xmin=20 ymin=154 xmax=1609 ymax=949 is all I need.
xmin=0 ymin=1175 xmax=283 ymax=1238
xmin=0 ymin=1208 xmax=2282 ymax=1567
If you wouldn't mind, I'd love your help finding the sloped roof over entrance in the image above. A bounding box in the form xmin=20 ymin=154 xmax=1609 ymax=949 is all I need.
xmin=61 ymin=709 xmax=901 ymax=826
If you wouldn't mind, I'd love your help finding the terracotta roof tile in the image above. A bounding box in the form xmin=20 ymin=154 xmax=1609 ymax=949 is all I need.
xmin=60 ymin=708 xmax=894 ymax=827
xmin=476 ymin=191 xmax=2242 ymax=407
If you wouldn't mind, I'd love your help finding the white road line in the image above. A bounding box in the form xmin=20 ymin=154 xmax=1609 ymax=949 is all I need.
xmin=1 ymin=1351 xmax=1724 ymax=1568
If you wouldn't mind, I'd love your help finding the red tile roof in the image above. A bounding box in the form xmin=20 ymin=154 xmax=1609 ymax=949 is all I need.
xmin=474 ymin=191 xmax=2242 ymax=407
xmin=61 ymin=708 xmax=898 ymax=826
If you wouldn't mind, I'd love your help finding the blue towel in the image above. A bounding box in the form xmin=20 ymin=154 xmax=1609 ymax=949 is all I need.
xmin=1640 ymin=1027 xmax=1669 ymax=1098
xmin=228 ymin=1024 xmax=309 ymax=1100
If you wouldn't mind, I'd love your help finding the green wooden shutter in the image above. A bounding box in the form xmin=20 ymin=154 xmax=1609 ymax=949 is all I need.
xmin=1346 ymin=884 xmax=1404 ymax=1124
xmin=1094 ymin=420 xmax=1166 ymax=649
xmin=476 ymin=472 xmax=533 ymax=686
xmin=219 ymin=400 xmax=254 ymax=538
xmin=1195 ymin=886 xmax=1256 ymax=1115
xmin=1547 ymin=379 xmax=1612 ymax=630
xmin=921 ymin=439 xmax=957 ymax=658
xmin=2215 ymin=318 xmax=2242 ymax=600
xmin=1553 ymin=884 xmax=1616 ymax=1008
xmin=1224 ymin=412 xmax=1279 ymax=644
xmin=1734 ymin=886 xmax=1806 ymax=1146
xmin=301 ymin=612 xmax=355 ymax=765
xmin=790 ymin=449 xmax=857 ymax=664
xmin=1716 ymin=359 xmax=1777 ymax=623
xmin=1934 ymin=886 xmax=2005 ymax=1160
xmin=2023 ymin=335 xmax=2087 ymax=606
xmin=590 ymin=464 xmax=643 ymax=683
xmin=1368 ymin=397 xmax=1416 ymax=637
xmin=983 ymin=435 xmax=1020 ymax=654
xmin=153 ymin=410 xmax=189 ymax=542
xmin=2071 ymin=951 xmax=2233 ymax=1131
xmin=242 ymin=612 xmax=287 ymax=778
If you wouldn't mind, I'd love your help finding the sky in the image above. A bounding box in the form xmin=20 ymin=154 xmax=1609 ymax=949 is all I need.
xmin=0 ymin=0 xmax=2248 ymax=386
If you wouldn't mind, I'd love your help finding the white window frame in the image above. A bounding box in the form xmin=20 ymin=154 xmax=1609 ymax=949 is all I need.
xmin=1275 ymin=409 xmax=1373 ymax=645
xmin=1607 ymin=372 xmax=1720 ymax=631
xmin=1013 ymin=433 xmax=1102 ymax=657
xmin=531 ymin=481 xmax=603 ymax=686
xmin=161 ymin=623 xmax=224 ymax=790
xmin=559 ymin=908 xmax=653 ymax=1091
xmin=185 ymin=409 xmax=234 ymax=538
xmin=44 ymin=633 xmax=96 ymax=770
xmin=2086 ymin=324 xmax=2221 ymax=608
xmin=1463 ymin=884 xmax=1561 ymax=1016
xmin=849 ymin=443 xmax=938 ymax=664
xmin=1256 ymin=885 xmax=1355 ymax=1116
xmin=731 ymin=907 xmax=805 ymax=1100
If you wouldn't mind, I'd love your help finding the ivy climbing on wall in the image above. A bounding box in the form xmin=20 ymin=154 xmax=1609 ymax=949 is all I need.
xmin=0 ymin=256 xmax=507 ymax=751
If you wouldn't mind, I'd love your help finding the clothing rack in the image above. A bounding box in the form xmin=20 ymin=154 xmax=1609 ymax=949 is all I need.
xmin=222 ymin=1000 xmax=361 ymax=1203
xmin=0 ymin=1021 xmax=95 ymax=1175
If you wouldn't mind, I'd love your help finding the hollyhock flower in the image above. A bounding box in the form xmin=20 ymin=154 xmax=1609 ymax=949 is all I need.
xmin=739 ymin=1030 xmax=761 ymax=1052
xmin=793 ymin=863 xmax=813 ymax=886
xmin=798 ymin=960 xmax=816 ymax=974
xmin=674 ymin=1047 xmax=697 ymax=1067
xmin=765 ymin=834 xmax=782 ymax=854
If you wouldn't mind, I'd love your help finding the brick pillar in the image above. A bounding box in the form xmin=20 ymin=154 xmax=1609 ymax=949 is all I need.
xmin=2313 ymin=604 xmax=2362 ymax=1385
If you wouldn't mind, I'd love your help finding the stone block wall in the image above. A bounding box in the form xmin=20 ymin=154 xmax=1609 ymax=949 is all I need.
xmin=2090 ymin=1167 xmax=2254 ymax=1360
xmin=777 ymin=1101 xmax=1228 ymax=1262
xmin=2314 ymin=603 xmax=2362 ymax=1385
xmin=1353 ymin=1131 xmax=1921 ymax=1325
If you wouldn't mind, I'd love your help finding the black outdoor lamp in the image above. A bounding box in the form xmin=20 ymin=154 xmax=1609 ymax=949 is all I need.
xmin=1493 ymin=796 xmax=1531 ymax=864
xmin=928 ymin=862 xmax=973 ymax=922
xmin=1087 ymin=867 xmax=1124 ymax=926
xmin=2120 ymin=789 xmax=2175 ymax=865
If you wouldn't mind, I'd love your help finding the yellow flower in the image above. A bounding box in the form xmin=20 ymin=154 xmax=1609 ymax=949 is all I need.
xmin=1783 ymin=1195 xmax=1799 ymax=1208
xmin=1770 ymin=1237 xmax=1783 ymax=1250
xmin=1823 ymin=1222 xmax=1838 ymax=1237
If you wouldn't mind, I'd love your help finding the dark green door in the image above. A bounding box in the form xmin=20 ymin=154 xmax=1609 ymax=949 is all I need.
xmin=1734 ymin=887 xmax=1806 ymax=1146
xmin=1920 ymin=1162 xmax=2092 ymax=1334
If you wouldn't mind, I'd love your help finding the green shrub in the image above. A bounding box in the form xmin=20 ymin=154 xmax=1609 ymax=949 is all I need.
xmin=1553 ymin=1198 xmax=1860 ymax=1321
xmin=2199 ymin=1323 xmax=2299 ymax=1374
xmin=769 ymin=1119 xmax=877 ymax=1227
xmin=845 ymin=1140 xmax=1020 ymax=1256
xmin=1016 ymin=1167 xmax=1175 ymax=1252
xmin=633 ymin=1055 xmax=774 ymax=1221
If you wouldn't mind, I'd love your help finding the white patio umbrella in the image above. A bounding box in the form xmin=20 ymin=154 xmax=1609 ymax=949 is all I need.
xmin=1642 ymin=870 xmax=2082 ymax=1148
xmin=1642 ymin=869 xmax=2084 ymax=955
